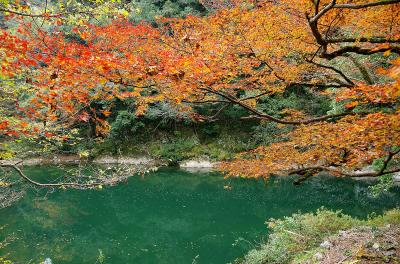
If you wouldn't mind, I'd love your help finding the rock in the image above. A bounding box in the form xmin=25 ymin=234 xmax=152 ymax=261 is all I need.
xmin=372 ymin=243 xmax=380 ymax=250
xmin=338 ymin=230 xmax=347 ymax=236
xmin=314 ymin=252 xmax=324 ymax=260
xmin=355 ymin=166 xmax=376 ymax=174
xmin=21 ymin=155 xmax=81 ymax=165
xmin=93 ymin=156 xmax=156 ymax=165
xmin=179 ymin=160 xmax=219 ymax=172
xmin=393 ymin=172 xmax=400 ymax=182
xmin=352 ymin=166 xmax=379 ymax=181
xmin=44 ymin=258 xmax=52 ymax=264
xmin=22 ymin=158 xmax=44 ymax=166
xmin=179 ymin=160 xmax=215 ymax=168
xmin=383 ymin=250 xmax=396 ymax=256
xmin=320 ymin=240 xmax=332 ymax=249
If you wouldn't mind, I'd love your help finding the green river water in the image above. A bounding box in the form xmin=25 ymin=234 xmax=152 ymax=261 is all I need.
xmin=1 ymin=167 xmax=400 ymax=264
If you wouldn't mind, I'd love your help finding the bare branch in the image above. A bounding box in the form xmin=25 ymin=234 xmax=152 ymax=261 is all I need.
xmin=0 ymin=162 xmax=103 ymax=188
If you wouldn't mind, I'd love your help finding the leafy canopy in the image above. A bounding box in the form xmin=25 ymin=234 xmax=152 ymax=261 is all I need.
xmin=0 ymin=0 xmax=399 ymax=180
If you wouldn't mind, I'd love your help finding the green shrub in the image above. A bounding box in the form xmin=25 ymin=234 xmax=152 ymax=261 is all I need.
xmin=199 ymin=123 xmax=221 ymax=137
xmin=367 ymin=208 xmax=400 ymax=226
xmin=240 ymin=208 xmax=400 ymax=264
xmin=148 ymin=136 xmax=200 ymax=164
xmin=109 ymin=111 xmax=145 ymax=143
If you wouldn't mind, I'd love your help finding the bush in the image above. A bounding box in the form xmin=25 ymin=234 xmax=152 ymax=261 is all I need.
xmin=148 ymin=136 xmax=201 ymax=164
xmin=240 ymin=208 xmax=400 ymax=264
xmin=367 ymin=208 xmax=400 ymax=226
xmin=108 ymin=111 xmax=145 ymax=143
xmin=251 ymin=122 xmax=292 ymax=146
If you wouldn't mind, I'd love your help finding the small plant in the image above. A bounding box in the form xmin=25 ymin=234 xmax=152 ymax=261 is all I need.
xmin=0 ymin=258 xmax=13 ymax=264
xmin=96 ymin=249 xmax=105 ymax=264
xmin=368 ymin=174 xmax=395 ymax=197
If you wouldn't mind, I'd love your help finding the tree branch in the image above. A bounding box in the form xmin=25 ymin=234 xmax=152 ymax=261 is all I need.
xmin=309 ymin=0 xmax=336 ymax=24
xmin=290 ymin=162 xmax=400 ymax=178
xmin=334 ymin=0 xmax=400 ymax=9
xmin=306 ymin=59 xmax=355 ymax=86
xmin=321 ymin=46 xmax=400 ymax=60
xmin=0 ymin=162 xmax=103 ymax=188
xmin=307 ymin=0 xmax=400 ymax=60
xmin=0 ymin=8 xmax=96 ymax=18
xmin=327 ymin=37 xmax=400 ymax=44
xmin=379 ymin=148 xmax=400 ymax=174
xmin=201 ymin=87 xmax=360 ymax=125
xmin=0 ymin=8 xmax=60 ymax=17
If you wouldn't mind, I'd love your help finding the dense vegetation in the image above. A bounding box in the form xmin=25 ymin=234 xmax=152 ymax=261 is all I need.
xmin=239 ymin=208 xmax=400 ymax=264
xmin=0 ymin=1 xmax=399 ymax=263
xmin=0 ymin=0 xmax=398 ymax=182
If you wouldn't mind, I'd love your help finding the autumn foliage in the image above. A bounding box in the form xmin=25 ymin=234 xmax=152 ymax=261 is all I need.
xmin=1 ymin=0 xmax=399 ymax=179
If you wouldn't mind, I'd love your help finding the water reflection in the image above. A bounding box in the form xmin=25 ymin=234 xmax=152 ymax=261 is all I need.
xmin=0 ymin=167 xmax=399 ymax=264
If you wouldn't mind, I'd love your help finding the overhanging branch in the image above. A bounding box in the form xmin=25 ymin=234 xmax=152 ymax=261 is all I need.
xmin=201 ymin=87 xmax=360 ymax=125
xmin=289 ymin=150 xmax=400 ymax=178
xmin=1 ymin=162 xmax=104 ymax=188
xmin=322 ymin=46 xmax=400 ymax=60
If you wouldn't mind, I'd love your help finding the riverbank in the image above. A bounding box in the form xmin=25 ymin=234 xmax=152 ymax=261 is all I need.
xmin=10 ymin=154 xmax=400 ymax=183
xmin=10 ymin=154 xmax=219 ymax=171
xmin=6 ymin=153 xmax=400 ymax=183
xmin=238 ymin=209 xmax=400 ymax=264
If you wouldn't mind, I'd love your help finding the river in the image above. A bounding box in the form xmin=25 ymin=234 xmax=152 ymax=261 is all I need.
xmin=1 ymin=167 xmax=400 ymax=263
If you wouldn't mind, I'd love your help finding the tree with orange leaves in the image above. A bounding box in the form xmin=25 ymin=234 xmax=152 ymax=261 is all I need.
xmin=155 ymin=0 xmax=400 ymax=180
xmin=1 ymin=0 xmax=400 ymax=185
